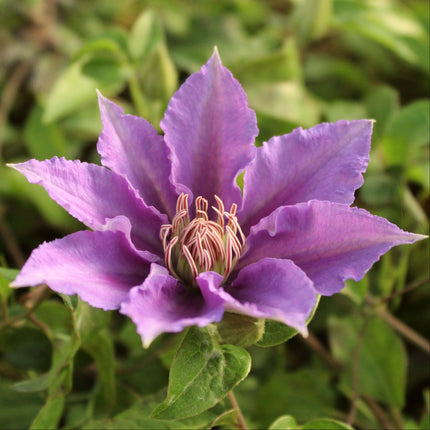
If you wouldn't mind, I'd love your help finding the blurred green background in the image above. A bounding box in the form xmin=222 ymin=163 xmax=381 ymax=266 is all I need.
xmin=0 ymin=1 xmax=429 ymax=429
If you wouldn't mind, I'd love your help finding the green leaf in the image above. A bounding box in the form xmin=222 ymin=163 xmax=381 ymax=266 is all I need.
xmin=83 ymin=330 xmax=116 ymax=413
xmin=75 ymin=299 xmax=111 ymax=345
xmin=128 ymin=9 xmax=164 ymax=61
xmin=0 ymin=268 xmax=17 ymax=302
xmin=340 ymin=277 xmax=368 ymax=305
xmin=333 ymin=0 xmax=429 ymax=71
xmin=0 ymin=377 xmax=45 ymax=429
xmin=382 ymin=100 xmax=430 ymax=168
xmin=24 ymin=105 xmax=67 ymax=159
xmin=256 ymin=320 xmax=298 ymax=347
xmin=75 ymin=300 xmax=115 ymax=412
xmin=246 ymin=82 xmax=320 ymax=128
xmin=232 ymin=39 xmax=302 ymax=85
xmin=254 ymin=368 xmax=336 ymax=425
xmin=302 ymin=418 xmax=354 ymax=429
xmin=269 ymin=415 xmax=298 ymax=429
xmin=325 ymin=100 xmax=368 ymax=122
xmin=0 ymin=327 xmax=52 ymax=371
xmin=217 ymin=313 xmax=265 ymax=347
xmin=257 ymin=296 xmax=321 ymax=347
xmin=151 ymin=326 xmax=251 ymax=420
xmin=83 ymin=390 xmax=229 ymax=429
xmin=291 ymin=0 xmax=333 ymax=44
xmin=138 ymin=43 xmax=178 ymax=104
xmin=12 ymin=373 xmax=51 ymax=393
xmin=329 ymin=315 xmax=407 ymax=407
xmin=30 ymin=396 xmax=64 ymax=430
xmin=0 ymin=267 xmax=19 ymax=282
xmin=43 ymin=62 xmax=100 ymax=123
xmin=365 ymin=85 xmax=399 ymax=140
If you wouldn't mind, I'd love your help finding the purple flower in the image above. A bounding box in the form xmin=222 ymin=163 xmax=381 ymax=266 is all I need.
xmin=10 ymin=51 xmax=425 ymax=346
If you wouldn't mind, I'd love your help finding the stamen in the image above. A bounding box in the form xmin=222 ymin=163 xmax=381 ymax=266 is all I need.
xmin=160 ymin=224 xmax=172 ymax=250
xmin=182 ymin=244 xmax=198 ymax=278
xmin=160 ymin=194 xmax=246 ymax=284
xmin=165 ymin=236 xmax=178 ymax=276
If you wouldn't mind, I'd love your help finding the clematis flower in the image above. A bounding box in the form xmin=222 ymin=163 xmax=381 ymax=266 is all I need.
xmin=9 ymin=51 xmax=425 ymax=347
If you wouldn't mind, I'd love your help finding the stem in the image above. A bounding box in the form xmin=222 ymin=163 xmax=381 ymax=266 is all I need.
xmin=363 ymin=396 xmax=396 ymax=430
xmin=366 ymin=295 xmax=430 ymax=355
xmin=227 ymin=390 xmax=248 ymax=430
xmin=0 ymin=285 xmax=52 ymax=330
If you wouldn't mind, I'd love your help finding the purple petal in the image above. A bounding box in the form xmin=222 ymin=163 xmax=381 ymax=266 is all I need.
xmin=239 ymin=200 xmax=426 ymax=295
xmin=12 ymin=230 xmax=151 ymax=310
xmin=97 ymin=93 xmax=178 ymax=218
xmin=120 ymin=264 xmax=225 ymax=347
xmin=161 ymin=50 xmax=258 ymax=211
xmin=239 ymin=120 xmax=373 ymax=234
xmin=8 ymin=157 xmax=166 ymax=256
xmin=198 ymin=258 xmax=317 ymax=335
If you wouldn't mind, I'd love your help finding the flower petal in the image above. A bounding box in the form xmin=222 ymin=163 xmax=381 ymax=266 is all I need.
xmin=239 ymin=120 xmax=373 ymax=234
xmin=12 ymin=230 xmax=151 ymax=310
xmin=8 ymin=157 xmax=166 ymax=256
xmin=120 ymin=264 xmax=225 ymax=347
xmin=239 ymin=200 xmax=426 ymax=295
xmin=161 ymin=50 xmax=258 ymax=210
xmin=198 ymin=258 xmax=317 ymax=335
xmin=97 ymin=93 xmax=178 ymax=218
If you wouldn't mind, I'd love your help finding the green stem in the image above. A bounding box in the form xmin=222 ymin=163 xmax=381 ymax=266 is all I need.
xmin=227 ymin=390 xmax=248 ymax=430
xmin=129 ymin=75 xmax=150 ymax=119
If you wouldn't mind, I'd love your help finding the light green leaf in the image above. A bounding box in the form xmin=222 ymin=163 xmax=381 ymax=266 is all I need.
xmin=365 ymin=85 xmax=399 ymax=140
xmin=246 ymin=82 xmax=320 ymax=128
xmin=24 ymin=105 xmax=67 ymax=159
xmin=128 ymin=9 xmax=164 ymax=61
xmin=382 ymin=100 xmax=430 ymax=166
xmin=291 ymin=0 xmax=333 ymax=44
xmin=325 ymin=100 xmax=367 ymax=122
xmin=269 ymin=414 xmax=298 ymax=429
xmin=152 ymin=326 xmax=251 ymax=420
xmin=43 ymin=62 xmax=100 ymax=123
xmin=75 ymin=299 xmax=111 ymax=345
xmin=0 ymin=268 xmax=17 ymax=301
xmin=302 ymin=418 xmax=354 ymax=429
xmin=30 ymin=396 xmax=64 ymax=430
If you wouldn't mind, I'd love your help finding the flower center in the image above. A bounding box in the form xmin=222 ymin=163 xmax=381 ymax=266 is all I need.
xmin=160 ymin=193 xmax=245 ymax=286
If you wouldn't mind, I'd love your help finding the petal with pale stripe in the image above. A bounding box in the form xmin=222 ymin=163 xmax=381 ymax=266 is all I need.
xmin=161 ymin=50 xmax=258 ymax=211
xmin=97 ymin=93 xmax=178 ymax=218
xmin=240 ymin=120 xmax=373 ymax=234
xmin=9 ymin=157 xmax=166 ymax=256
xmin=12 ymin=230 xmax=151 ymax=310
xmin=239 ymin=200 xmax=426 ymax=295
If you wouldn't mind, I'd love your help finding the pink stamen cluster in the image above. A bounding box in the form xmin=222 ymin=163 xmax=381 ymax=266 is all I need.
xmin=160 ymin=194 xmax=246 ymax=286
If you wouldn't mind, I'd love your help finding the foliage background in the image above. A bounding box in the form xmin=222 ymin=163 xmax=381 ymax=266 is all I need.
xmin=0 ymin=0 xmax=429 ymax=429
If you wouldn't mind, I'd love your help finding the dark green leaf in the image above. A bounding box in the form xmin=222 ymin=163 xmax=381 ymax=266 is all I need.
xmin=152 ymin=326 xmax=251 ymax=420
xmin=329 ymin=315 xmax=407 ymax=407
xmin=257 ymin=296 xmax=321 ymax=347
